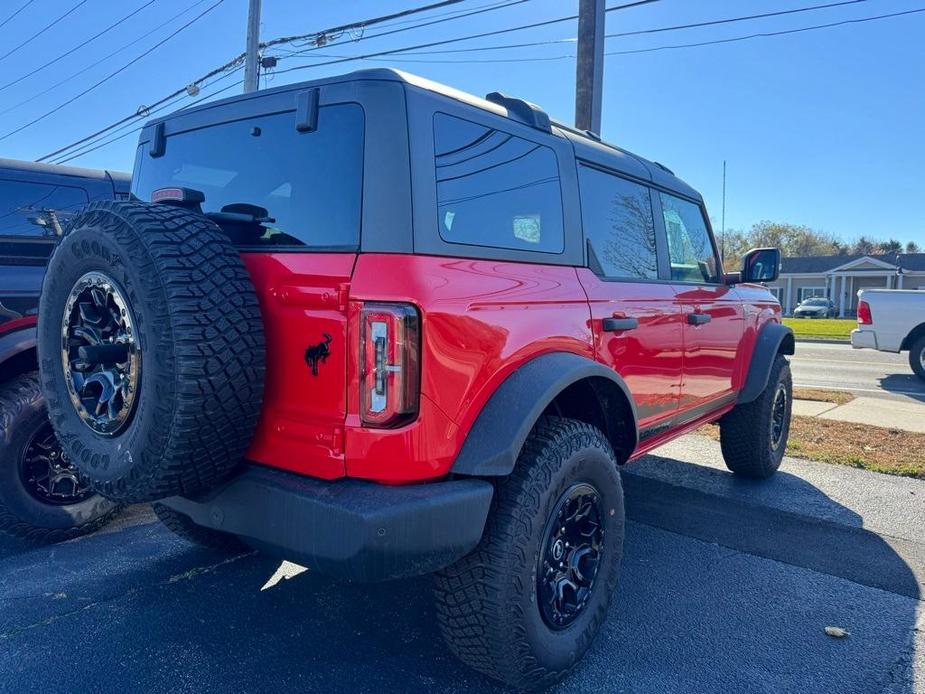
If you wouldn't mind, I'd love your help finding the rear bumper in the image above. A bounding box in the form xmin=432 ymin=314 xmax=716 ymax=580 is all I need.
xmin=851 ymin=329 xmax=878 ymax=350
xmin=162 ymin=466 xmax=493 ymax=582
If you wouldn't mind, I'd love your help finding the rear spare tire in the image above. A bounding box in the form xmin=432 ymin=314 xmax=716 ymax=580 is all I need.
xmin=37 ymin=200 xmax=265 ymax=503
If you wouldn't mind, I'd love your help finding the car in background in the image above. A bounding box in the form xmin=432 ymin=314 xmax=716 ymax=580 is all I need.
xmin=0 ymin=158 xmax=130 ymax=542
xmin=793 ymin=297 xmax=837 ymax=318
xmin=852 ymin=289 xmax=925 ymax=381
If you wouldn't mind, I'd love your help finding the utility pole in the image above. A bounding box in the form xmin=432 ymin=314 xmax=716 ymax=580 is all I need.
xmin=244 ymin=0 xmax=262 ymax=93
xmin=575 ymin=0 xmax=605 ymax=133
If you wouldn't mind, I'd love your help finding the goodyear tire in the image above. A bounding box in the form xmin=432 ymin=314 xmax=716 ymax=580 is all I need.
xmin=720 ymin=353 xmax=792 ymax=479
xmin=435 ymin=417 xmax=625 ymax=691
xmin=0 ymin=372 xmax=120 ymax=543
xmin=38 ymin=201 xmax=265 ymax=504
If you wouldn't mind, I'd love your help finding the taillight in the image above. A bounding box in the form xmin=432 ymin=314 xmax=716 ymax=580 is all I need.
xmin=857 ymin=300 xmax=872 ymax=325
xmin=360 ymin=303 xmax=420 ymax=427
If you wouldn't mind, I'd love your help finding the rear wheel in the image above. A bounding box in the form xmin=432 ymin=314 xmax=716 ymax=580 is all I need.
xmin=909 ymin=335 xmax=925 ymax=382
xmin=435 ymin=417 xmax=625 ymax=691
xmin=0 ymin=372 xmax=119 ymax=543
xmin=720 ymin=354 xmax=792 ymax=479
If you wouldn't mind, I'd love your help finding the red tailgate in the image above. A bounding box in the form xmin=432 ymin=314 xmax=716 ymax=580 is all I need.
xmin=242 ymin=252 xmax=356 ymax=479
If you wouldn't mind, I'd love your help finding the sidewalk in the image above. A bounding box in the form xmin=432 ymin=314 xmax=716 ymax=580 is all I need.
xmin=793 ymin=396 xmax=925 ymax=433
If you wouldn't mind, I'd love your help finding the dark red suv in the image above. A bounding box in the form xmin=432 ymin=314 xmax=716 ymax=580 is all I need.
xmin=37 ymin=69 xmax=793 ymax=690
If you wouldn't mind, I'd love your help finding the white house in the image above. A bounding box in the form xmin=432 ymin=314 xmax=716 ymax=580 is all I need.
xmin=766 ymin=252 xmax=925 ymax=317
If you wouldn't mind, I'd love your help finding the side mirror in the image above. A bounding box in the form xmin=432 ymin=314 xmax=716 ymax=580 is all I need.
xmin=741 ymin=247 xmax=781 ymax=283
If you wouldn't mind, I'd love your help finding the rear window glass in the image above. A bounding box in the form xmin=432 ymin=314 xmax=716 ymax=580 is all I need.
xmin=433 ymin=112 xmax=564 ymax=254
xmin=133 ymin=104 xmax=364 ymax=250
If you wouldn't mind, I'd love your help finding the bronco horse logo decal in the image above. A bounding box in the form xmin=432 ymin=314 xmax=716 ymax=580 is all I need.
xmin=304 ymin=333 xmax=333 ymax=376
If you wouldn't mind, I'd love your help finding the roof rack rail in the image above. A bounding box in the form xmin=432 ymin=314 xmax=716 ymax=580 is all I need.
xmin=485 ymin=92 xmax=551 ymax=132
xmin=653 ymin=161 xmax=675 ymax=175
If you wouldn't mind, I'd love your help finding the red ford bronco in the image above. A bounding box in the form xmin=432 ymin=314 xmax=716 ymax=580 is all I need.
xmin=37 ymin=70 xmax=793 ymax=690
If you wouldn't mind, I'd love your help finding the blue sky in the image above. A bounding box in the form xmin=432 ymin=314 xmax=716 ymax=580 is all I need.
xmin=2 ymin=0 xmax=923 ymax=247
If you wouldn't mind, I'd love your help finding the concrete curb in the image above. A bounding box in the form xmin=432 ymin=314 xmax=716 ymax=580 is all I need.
xmin=793 ymin=337 xmax=851 ymax=344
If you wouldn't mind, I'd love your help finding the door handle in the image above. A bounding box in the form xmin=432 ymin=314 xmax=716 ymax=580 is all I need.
xmin=602 ymin=317 xmax=639 ymax=332
xmin=688 ymin=313 xmax=712 ymax=326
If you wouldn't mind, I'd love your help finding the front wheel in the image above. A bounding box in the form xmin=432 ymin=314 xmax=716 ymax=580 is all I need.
xmin=0 ymin=372 xmax=120 ymax=543
xmin=434 ymin=417 xmax=625 ymax=691
xmin=909 ymin=336 xmax=925 ymax=382
xmin=720 ymin=354 xmax=792 ymax=479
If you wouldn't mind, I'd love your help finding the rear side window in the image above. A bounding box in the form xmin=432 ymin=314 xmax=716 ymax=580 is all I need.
xmin=433 ymin=112 xmax=564 ymax=254
xmin=0 ymin=179 xmax=88 ymax=238
xmin=578 ymin=166 xmax=658 ymax=280
xmin=659 ymin=192 xmax=719 ymax=283
xmin=133 ymin=104 xmax=364 ymax=250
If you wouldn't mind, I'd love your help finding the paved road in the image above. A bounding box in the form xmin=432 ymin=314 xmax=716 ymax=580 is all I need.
xmin=791 ymin=341 xmax=925 ymax=403
xmin=1 ymin=436 xmax=921 ymax=694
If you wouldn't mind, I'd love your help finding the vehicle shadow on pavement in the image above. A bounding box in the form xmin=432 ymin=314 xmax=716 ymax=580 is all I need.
xmin=0 ymin=461 xmax=920 ymax=694
xmin=879 ymin=374 xmax=925 ymax=402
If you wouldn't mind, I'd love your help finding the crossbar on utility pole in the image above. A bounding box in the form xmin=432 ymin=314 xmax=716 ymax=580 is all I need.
xmin=244 ymin=0 xmax=262 ymax=93
xmin=575 ymin=0 xmax=605 ymax=134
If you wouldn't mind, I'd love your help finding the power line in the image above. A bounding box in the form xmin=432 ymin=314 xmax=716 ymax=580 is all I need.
xmin=0 ymin=0 xmax=37 ymax=30
xmin=266 ymin=0 xmax=534 ymax=59
xmin=271 ymin=0 xmax=663 ymax=77
xmin=1 ymin=0 xmax=226 ymax=143
xmin=605 ymin=6 xmax=925 ymax=55
xmin=0 ymin=0 xmax=158 ymax=95
xmin=366 ymin=0 xmax=877 ymax=58
xmin=0 ymin=0 xmax=213 ymax=121
xmin=0 ymin=0 xmax=89 ymax=64
xmin=54 ymin=75 xmax=245 ymax=165
xmin=261 ymin=0 xmax=468 ymax=50
xmin=281 ymin=4 xmax=922 ymax=67
xmin=49 ymin=66 xmax=244 ymax=164
xmin=37 ymin=0 xmax=532 ymax=161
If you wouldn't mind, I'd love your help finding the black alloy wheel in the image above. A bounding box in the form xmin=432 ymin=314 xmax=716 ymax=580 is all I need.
xmin=537 ymin=483 xmax=605 ymax=629
xmin=19 ymin=421 xmax=93 ymax=505
xmin=769 ymin=383 xmax=788 ymax=451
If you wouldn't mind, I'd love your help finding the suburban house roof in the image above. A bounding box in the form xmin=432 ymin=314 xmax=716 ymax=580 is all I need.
xmin=781 ymin=252 xmax=925 ymax=274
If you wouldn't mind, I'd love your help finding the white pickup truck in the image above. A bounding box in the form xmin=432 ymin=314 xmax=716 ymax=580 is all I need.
xmin=851 ymin=289 xmax=925 ymax=381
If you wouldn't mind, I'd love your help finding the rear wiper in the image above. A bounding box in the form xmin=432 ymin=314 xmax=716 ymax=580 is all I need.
xmin=205 ymin=202 xmax=275 ymax=226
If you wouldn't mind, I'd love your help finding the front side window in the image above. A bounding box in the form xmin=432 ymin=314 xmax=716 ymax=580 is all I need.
xmin=578 ymin=165 xmax=658 ymax=280
xmin=0 ymin=180 xmax=88 ymax=238
xmin=434 ymin=112 xmax=564 ymax=253
xmin=660 ymin=192 xmax=719 ymax=283
xmin=133 ymin=104 xmax=364 ymax=250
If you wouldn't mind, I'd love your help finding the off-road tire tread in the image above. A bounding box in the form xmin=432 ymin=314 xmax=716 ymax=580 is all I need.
xmin=720 ymin=354 xmax=792 ymax=479
xmin=152 ymin=502 xmax=248 ymax=552
xmin=0 ymin=372 xmax=120 ymax=543
xmin=41 ymin=201 xmax=265 ymax=503
xmin=434 ymin=416 xmax=621 ymax=691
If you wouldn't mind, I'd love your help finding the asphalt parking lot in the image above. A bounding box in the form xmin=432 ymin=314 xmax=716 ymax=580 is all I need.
xmin=791 ymin=342 xmax=925 ymax=404
xmin=1 ymin=435 xmax=922 ymax=694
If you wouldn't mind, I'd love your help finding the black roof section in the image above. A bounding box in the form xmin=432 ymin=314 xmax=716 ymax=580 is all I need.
xmin=0 ymin=157 xmax=130 ymax=188
xmin=142 ymin=67 xmax=701 ymax=202
xmin=781 ymin=252 xmax=925 ymax=273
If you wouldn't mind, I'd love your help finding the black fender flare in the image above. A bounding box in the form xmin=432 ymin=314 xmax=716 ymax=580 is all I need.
xmin=450 ymin=352 xmax=638 ymax=477
xmin=737 ymin=322 xmax=795 ymax=404
xmin=0 ymin=326 xmax=37 ymax=371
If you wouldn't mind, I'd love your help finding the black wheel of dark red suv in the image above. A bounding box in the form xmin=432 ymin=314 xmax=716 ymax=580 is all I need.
xmin=38 ymin=200 xmax=266 ymax=504
xmin=719 ymin=353 xmax=792 ymax=479
xmin=434 ymin=416 xmax=625 ymax=691
xmin=0 ymin=372 xmax=120 ymax=543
